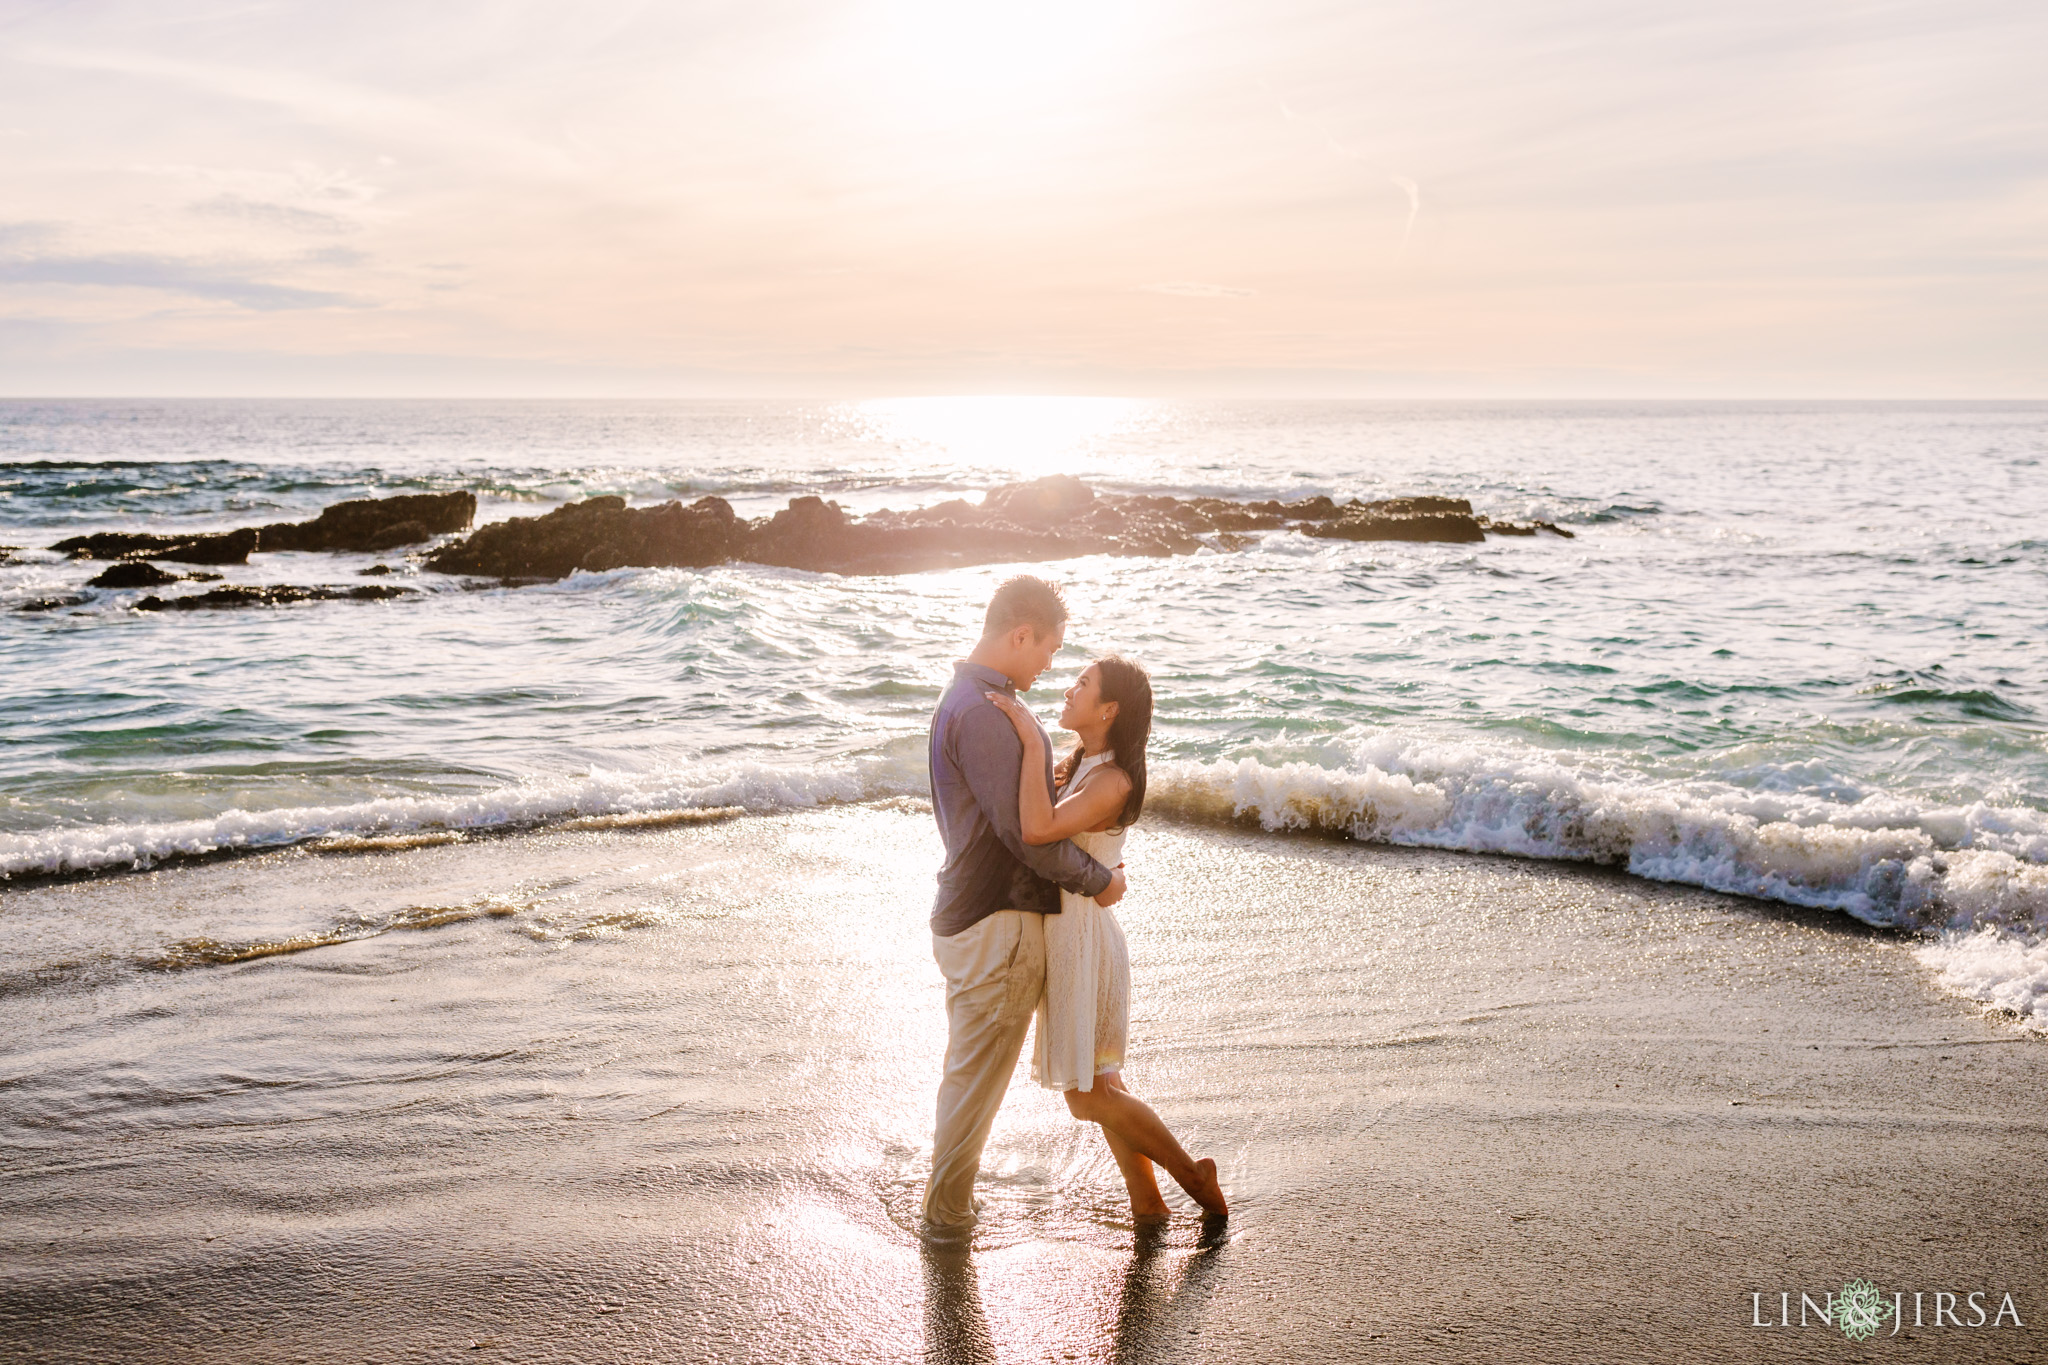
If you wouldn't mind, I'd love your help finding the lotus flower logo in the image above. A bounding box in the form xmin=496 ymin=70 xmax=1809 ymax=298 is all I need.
xmin=1836 ymin=1279 xmax=1896 ymax=1342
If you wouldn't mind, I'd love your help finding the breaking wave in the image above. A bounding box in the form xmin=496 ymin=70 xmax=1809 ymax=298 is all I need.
xmin=5 ymin=733 xmax=2044 ymax=1025
xmin=0 ymin=760 xmax=918 ymax=880
xmin=1147 ymin=739 xmax=2048 ymax=933
xmin=1142 ymin=735 xmax=2048 ymax=1026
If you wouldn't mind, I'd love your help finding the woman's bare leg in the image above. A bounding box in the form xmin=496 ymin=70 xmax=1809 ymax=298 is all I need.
xmin=1065 ymin=1077 xmax=1227 ymax=1216
xmin=1096 ymin=1074 xmax=1169 ymax=1222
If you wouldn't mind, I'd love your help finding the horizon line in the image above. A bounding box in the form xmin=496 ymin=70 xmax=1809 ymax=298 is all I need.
xmin=5 ymin=392 xmax=2047 ymax=404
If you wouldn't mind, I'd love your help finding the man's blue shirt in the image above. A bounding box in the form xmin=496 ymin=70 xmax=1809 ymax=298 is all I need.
xmin=928 ymin=660 xmax=1113 ymax=936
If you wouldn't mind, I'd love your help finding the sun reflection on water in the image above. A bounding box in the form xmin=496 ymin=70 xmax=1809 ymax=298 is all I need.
xmin=834 ymin=396 xmax=1160 ymax=478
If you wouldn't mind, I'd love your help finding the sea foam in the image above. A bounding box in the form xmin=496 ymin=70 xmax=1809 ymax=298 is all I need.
xmin=1150 ymin=737 xmax=2048 ymax=932
xmin=5 ymin=734 xmax=2045 ymax=1023
xmin=1917 ymin=930 xmax=2048 ymax=1032
xmin=0 ymin=759 xmax=914 ymax=880
xmin=8 ymin=739 xmax=2044 ymax=940
xmin=1144 ymin=735 xmax=2048 ymax=1023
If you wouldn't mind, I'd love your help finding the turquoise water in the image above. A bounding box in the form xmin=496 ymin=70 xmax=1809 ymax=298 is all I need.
xmin=3 ymin=398 xmax=2045 ymax=1014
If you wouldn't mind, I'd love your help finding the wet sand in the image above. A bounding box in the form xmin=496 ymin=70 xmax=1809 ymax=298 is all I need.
xmin=1 ymin=806 xmax=2042 ymax=1363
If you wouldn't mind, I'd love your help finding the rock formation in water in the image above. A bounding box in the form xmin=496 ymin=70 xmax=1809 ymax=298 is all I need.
xmin=421 ymin=475 xmax=1570 ymax=582
xmin=15 ymin=594 xmax=91 ymax=613
xmin=29 ymin=479 xmax=1571 ymax=596
xmin=132 ymin=584 xmax=415 ymax=612
xmin=49 ymin=491 xmax=476 ymax=563
xmin=254 ymin=491 xmax=476 ymax=553
xmin=420 ymin=495 xmax=737 ymax=580
xmin=84 ymin=562 xmax=226 ymax=589
xmin=52 ymin=526 xmax=260 ymax=565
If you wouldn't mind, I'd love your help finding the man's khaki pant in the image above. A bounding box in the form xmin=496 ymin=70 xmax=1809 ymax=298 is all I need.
xmin=923 ymin=909 xmax=1046 ymax=1228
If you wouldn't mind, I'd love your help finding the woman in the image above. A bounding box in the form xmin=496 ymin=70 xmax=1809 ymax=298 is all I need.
xmin=986 ymin=657 xmax=1228 ymax=1223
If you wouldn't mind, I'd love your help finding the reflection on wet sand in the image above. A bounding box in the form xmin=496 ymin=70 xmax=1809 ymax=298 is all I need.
xmin=1105 ymin=1222 xmax=1230 ymax=1364
xmin=923 ymin=1221 xmax=1228 ymax=1365
xmin=923 ymin=1246 xmax=996 ymax=1365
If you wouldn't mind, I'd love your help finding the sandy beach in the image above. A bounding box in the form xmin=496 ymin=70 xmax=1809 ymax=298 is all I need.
xmin=1 ymin=806 xmax=2040 ymax=1363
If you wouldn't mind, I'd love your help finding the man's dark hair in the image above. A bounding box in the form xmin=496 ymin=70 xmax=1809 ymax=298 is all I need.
xmin=982 ymin=575 xmax=1068 ymax=641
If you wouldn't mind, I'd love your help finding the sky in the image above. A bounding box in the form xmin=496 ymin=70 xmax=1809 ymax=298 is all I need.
xmin=1 ymin=0 xmax=2043 ymax=397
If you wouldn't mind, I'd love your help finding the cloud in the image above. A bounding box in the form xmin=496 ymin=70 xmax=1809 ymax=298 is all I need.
xmin=188 ymin=193 xmax=361 ymax=234
xmin=2 ymin=2 xmax=2042 ymax=394
xmin=1144 ymin=282 xmax=1258 ymax=298
xmin=297 ymin=245 xmax=368 ymax=267
xmin=17 ymin=42 xmax=569 ymax=173
xmin=0 ymin=253 xmax=352 ymax=310
xmin=1391 ymin=175 xmax=1420 ymax=250
xmin=0 ymin=221 xmax=58 ymax=249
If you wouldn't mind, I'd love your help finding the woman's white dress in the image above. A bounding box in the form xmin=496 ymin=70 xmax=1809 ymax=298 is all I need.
xmin=1033 ymin=750 xmax=1130 ymax=1093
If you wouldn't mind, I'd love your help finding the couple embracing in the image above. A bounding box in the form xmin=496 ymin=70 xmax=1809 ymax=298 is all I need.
xmin=921 ymin=575 xmax=1227 ymax=1234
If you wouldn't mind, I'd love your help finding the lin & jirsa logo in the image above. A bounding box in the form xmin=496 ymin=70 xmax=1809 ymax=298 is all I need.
xmin=1751 ymin=1281 xmax=2026 ymax=1339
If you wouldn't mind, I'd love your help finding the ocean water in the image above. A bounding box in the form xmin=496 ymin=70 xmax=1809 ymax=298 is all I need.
xmin=3 ymin=397 xmax=2045 ymax=1022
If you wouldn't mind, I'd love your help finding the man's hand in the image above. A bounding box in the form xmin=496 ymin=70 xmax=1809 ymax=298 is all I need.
xmin=1094 ymin=865 xmax=1127 ymax=907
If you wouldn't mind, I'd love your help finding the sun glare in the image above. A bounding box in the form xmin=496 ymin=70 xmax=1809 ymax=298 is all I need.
xmin=838 ymin=395 xmax=1155 ymax=476
xmin=866 ymin=0 xmax=1146 ymax=119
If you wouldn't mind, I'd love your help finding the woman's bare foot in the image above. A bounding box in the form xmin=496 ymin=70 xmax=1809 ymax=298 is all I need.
xmin=1177 ymin=1157 xmax=1228 ymax=1217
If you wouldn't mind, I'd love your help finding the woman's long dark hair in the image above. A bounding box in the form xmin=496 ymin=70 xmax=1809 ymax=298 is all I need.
xmin=1055 ymin=655 xmax=1153 ymax=828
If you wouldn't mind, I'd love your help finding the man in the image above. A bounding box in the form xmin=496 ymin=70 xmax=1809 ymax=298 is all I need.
xmin=923 ymin=575 xmax=1126 ymax=1231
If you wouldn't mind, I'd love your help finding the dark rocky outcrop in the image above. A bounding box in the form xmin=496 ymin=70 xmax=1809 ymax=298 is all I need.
xmin=256 ymin=491 xmax=476 ymax=553
xmin=745 ymin=496 xmax=1083 ymax=574
xmin=53 ymin=527 xmax=259 ymax=565
xmin=48 ymin=492 xmax=474 ymax=566
xmin=39 ymin=484 xmax=1569 ymax=593
xmin=980 ymin=475 xmax=1098 ymax=524
xmin=1305 ymin=496 xmax=1486 ymax=545
xmin=416 ymin=475 xmax=1574 ymax=583
xmin=1293 ymin=495 xmax=1568 ymax=545
xmin=422 ymin=495 xmax=739 ymax=580
xmin=1477 ymin=515 xmax=1574 ymax=539
xmin=15 ymin=594 xmax=90 ymax=613
xmin=87 ymin=561 xmax=182 ymax=589
xmin=133 ymin=584 xmax=414 ymax=612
